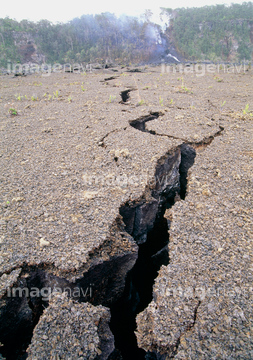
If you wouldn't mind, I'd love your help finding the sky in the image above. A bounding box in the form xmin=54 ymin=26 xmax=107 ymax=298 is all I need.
xmin=0 ymin=0 xmax=248 ymax=24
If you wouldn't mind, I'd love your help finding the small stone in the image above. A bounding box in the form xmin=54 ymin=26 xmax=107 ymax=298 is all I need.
xmin=164 ymin=209 xmax=173 ymax=221
xmin=11 ymin=197 xmax=25 ymax=202
xmin=42 ymin=127 xmax=53 ymax=133
xmin=88 ymin=343 xmax=95 ymax=351
xmin=40 ymin=238 xmax=50 ymax=247
xmin=42 ymin=335 xmax=48 ymax=340
xmin=180 ymin=338 xmax=188 ymax=349
xmin=202 ymin=188 xmax=212 ymax=196
xmin=96 ymin=348 xmax=102 ymax=355
xmin=196 ymin=203 xmax=204 ymax=209
xmin=83 ymin=191 xmax=98 ymax=200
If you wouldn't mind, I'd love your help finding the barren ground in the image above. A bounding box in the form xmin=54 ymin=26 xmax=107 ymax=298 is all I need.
xmin=0 ymin=64 xmax=252 ymax=359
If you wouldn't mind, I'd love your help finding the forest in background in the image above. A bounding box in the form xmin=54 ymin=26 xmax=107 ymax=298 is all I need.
xmin=0 ymin=12 xmax=161 ymax=67
xmin=165 ymin=2 xmax=253 ymax=61
xmin=0 ymin=2 xmax=253 ymax=68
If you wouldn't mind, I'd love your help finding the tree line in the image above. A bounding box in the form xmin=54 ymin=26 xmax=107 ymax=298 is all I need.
xmin=0 ymin=13 xmax=160 ymax=67
xmin=163 ymin=2 xmax=253 ymax=61
xmin=0 ymin=3 xmax=252 ymax=68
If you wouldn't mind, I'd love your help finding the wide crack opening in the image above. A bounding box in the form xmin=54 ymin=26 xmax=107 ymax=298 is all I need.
xmin=109 ymin=209 xmax=170 ymax=359
xmin=0 ymin=269 xmax=52 ymax=360
xmin=0 ymin=251 xmax=135 ymax=360
xmin=108 ymin=144 xmax=196 ymax=359
xmin=0 ymin=296 xmax=40 ymax=360
xmin=0 ymin=250 xmax=137 ymax=360
xmin=0 ymin=145 xmax=196 ymax=360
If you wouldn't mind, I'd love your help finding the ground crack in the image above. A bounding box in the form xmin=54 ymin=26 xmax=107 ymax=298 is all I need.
xmin=120 ymin=88 xmax=136 ymax=103
xmin=0 ymin=120 xmax=223 ymax=360
xmin=108 ymin=144 xmax=197 ymax=359
xmin=129 ymin=112 xmax=163 ymax=132
xmin=188 ymin=125 xmax=224 ymax=149
xmin=129 ymin=112 xmax=224 ymax=146
xmin=170 ymin=301 xmax=201 ymax=359
xmin=98 ymin=127 xmax=127 ymax=148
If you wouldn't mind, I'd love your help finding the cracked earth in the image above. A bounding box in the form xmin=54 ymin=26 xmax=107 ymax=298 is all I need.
xmin=0 ymin=65 xmax=252 ymax=359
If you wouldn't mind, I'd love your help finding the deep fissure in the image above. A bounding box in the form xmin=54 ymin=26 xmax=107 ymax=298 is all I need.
xmin=0 ymin=270 xmax=46 ymax=360
xmin=109 ymin=212 xmax=171 ymax=359
xmin=108 ymin=144 xmax=196 ymax=359
xmin=0 ymin=250 xmax=136 ymax=359
xmin=0 ymin=143 xmax=197 ymax=360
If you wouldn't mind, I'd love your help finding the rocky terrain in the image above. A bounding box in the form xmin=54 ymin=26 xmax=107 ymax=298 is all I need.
xmin=0 ymin=64 xmax=252 ymax=359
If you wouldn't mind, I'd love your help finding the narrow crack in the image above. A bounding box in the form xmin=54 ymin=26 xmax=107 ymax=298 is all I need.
xmin=149 ymin=130 xmax=187 ymax=141
xmin=129 ymin=112 xmax=224 ymax=145
xmin=98 ymin=127 xmax=127 ymax=148
xmin=170 ymin=301 xmax=201 ymax=359
xmin=101 ymin=76 xmax=120 ymax=82
xmin=188 ymin=125 xmax=224 ymax=150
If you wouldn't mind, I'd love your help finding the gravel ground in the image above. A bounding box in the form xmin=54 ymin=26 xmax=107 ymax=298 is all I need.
xmin=0 ymin=65 xmax=252 ymax=359
xmin=27 ymin=292 xmax=113 ymax=360
xmin=0 ymin=70 xmax=180 ymax=281
xmin=136 ymin=104 xmax=253 ymax=358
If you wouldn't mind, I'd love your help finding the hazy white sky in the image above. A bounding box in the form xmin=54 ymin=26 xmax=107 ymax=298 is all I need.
xmin=0 ymin=0 xmax=247 ymax=23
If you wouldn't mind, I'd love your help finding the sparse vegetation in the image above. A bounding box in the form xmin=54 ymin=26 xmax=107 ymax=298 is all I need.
xmin=177 ymin=77 xmax=192 ymax=93
xmin=214 ymin=76 xmax=224 ymax=82
xmin=220 ymin=100 xmax=226 ymax=110
xmin=243 ymin=104 xmax=252 ymax=116
xmin=15 ymin=94 xmax=23 ymax=101
xmin=109 ymin=95 xmax=116 ymax=103
xmin=53 ymin=90 xmax=59 ymax=99
xmin=159 ymin=96 xmax=164 ymax=106
xmin=9 ymin=108 xmax=18 ymax=115
xmin=137 ymin=99 xmax=145 ymax=106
